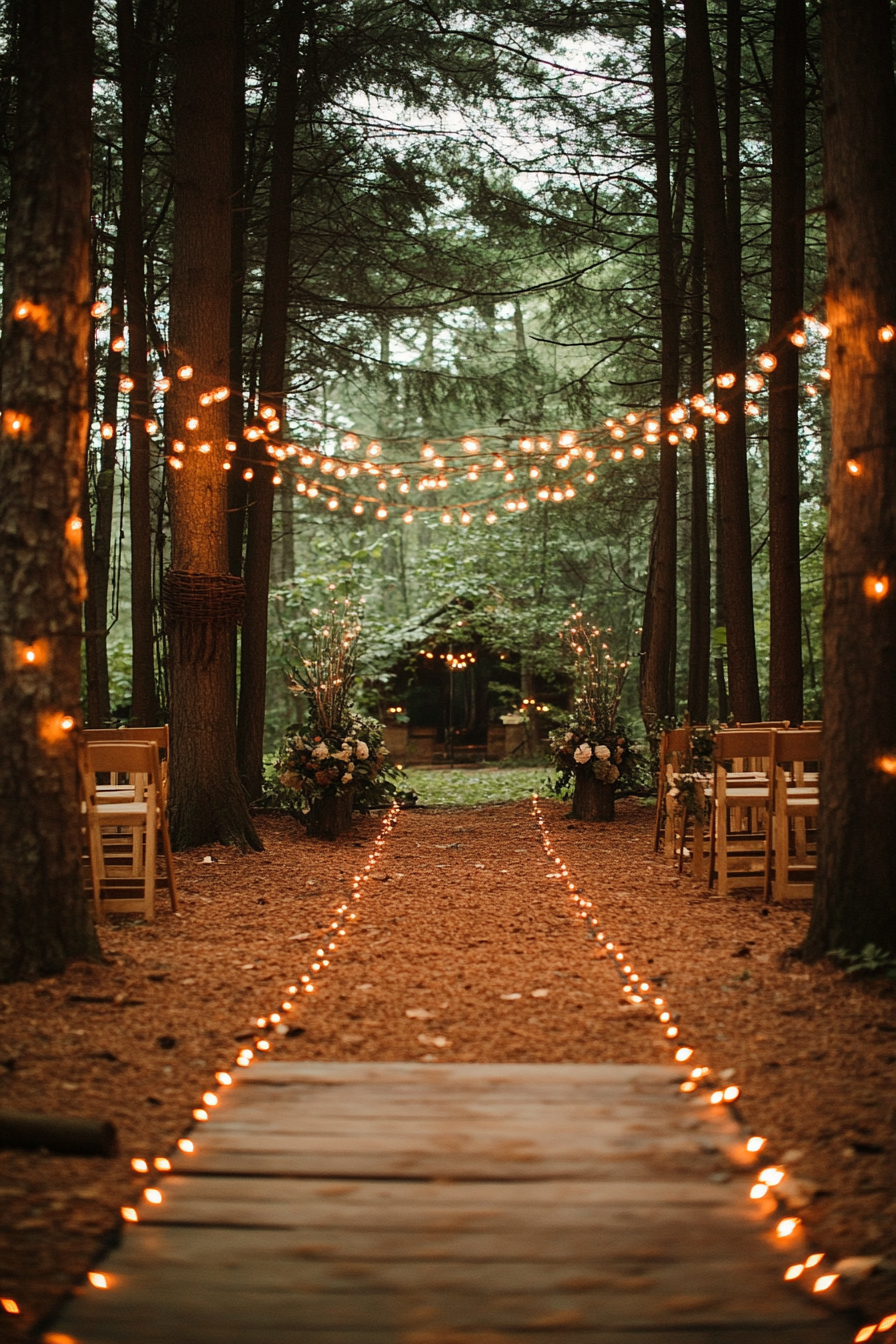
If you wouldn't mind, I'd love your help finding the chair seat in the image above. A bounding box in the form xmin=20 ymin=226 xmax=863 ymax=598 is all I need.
xmin=89 ymin=801 xmax=151 ymax=825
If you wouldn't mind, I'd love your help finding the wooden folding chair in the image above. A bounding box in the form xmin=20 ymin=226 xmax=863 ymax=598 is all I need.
xmin=80 ymin=741 xmax=178 ymax=923
xmin=654 ymin=728 xmax=691 ymax=852
xmin=709 ymin=728 xmax=775 ymax=895
xmin=83 ymin=727 xmax=170 ymax=809
xmin=764 ymin=728 xmax=821 ymax=901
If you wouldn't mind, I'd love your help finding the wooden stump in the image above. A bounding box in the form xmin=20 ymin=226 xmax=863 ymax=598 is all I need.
xmin=306 ymin=788 xmax=354 ymax=839
xmin=572 ymin=767 xmax=615 ymax=821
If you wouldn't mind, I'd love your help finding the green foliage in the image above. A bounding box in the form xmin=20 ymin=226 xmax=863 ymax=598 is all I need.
xmin=827 ymin=945 xmax=896 ymax=979
xmin=400 ymin=766 xmax=546 ymax=808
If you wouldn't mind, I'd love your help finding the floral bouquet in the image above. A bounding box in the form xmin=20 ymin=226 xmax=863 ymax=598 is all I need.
xmin=276 ymin=712 xmax=390 ymax=816
xmin=273 ymin=594 xmax=395 ymax=833
xmin=548 ymin=609 xmax=637 ymax=819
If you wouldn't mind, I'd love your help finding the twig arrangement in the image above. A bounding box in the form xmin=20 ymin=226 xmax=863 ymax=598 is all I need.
xmin=290 ymin=595 xmax=362 ymax=737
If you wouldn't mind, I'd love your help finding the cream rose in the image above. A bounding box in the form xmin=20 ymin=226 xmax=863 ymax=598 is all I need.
xmin=354 ymin=741 xmax=370 ymax=760
xmin=311 ymin=742 xmax=329 ymax=761
xmin=594 ymin=744 xmax=611 ymax=760
xmin=573 ymin=743 xmax=593 ymax=764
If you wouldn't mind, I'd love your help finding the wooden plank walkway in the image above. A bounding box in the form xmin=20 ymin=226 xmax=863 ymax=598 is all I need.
xmin=54 ymin=1062 xmax=849 ymax=1343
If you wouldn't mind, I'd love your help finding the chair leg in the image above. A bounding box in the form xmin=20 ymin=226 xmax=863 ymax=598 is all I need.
xmin=85 ymin=819 xmax=106 ymax=926
xmin=143 ymin=817 xmax=157 ymax=922
xmin=160 ymin=810 xmax=179 ymax=911
xmin=692 ymin=814 xmax=705 ymax=881
xmin=773 ymin=802 xmax=789 ymax=903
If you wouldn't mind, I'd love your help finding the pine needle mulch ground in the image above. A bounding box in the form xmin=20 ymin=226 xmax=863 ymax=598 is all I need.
xmin=1 ymin=796 xmax=894 ymax=1338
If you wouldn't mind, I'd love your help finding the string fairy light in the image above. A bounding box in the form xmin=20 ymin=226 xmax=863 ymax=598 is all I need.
xmin=114 ymin=800 xmax=402 ymax=1246
xmin=528 ymin=794 xmax=895 ymax=1330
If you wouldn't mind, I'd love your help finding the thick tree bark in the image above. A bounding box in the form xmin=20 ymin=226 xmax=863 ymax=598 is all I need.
xmin=118 ymin=0 xmax=159 ymax=725
xmin=767 ymin=0 xmax=805 ymax=723
xmin=0 ymin=0 xmax=100 ymax=980
xmin=639 ymin=0 xmax=679 ymax=740
xmin=687 ymin=220 xmax=711 ymax=722
xmin=805 ymin=0 xmax=896 ymax=957
xmin=166 ymin=0 xmax=260 ymax=851
xmin=683 ymin=0 xmax=761 ymax=723
xmin=227 ymin=0 xmax=249 ymax=581
xmin=85 ymin=231 xmax=126 ymax=725
xmin=237 ymin=0 xmax=302 ymax=803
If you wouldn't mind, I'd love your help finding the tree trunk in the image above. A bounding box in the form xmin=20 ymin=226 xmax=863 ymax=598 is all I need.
xmin=767 ymin=0 xmax=805 ymax=724
xmin=0 ymin=0 xmax=100 ymax=980
xmin=572 ymin=768 xmax=615 ymax=823
xmin=639 ymin=0 xmax=679 ymax=741
xmin=237 ymin=0 xmax=302 ymax=803
xmin=118 ymin=0 xmax=159 ymax=725
xmin=687 ymin=218 xmax=711 ymax=722
xmin=226 ymin=0 xmax=248 ymax=582
xmin=804 ymin=0 xmax=896 ymax=958
xmin=85 ymin=230 xmax=126 ymax=725
xmin=683 ymin=0 xmax=761 ymax=723
xmin=166 ymin=0 xmax=260 ymax=851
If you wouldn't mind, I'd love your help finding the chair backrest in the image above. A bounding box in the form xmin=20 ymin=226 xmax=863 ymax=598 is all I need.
xmin=83 ymin=726 xmax=169 ymax=759
xmin=772 ymin=728 xmax=821 ymax=764
xmin=713 ymin=728 xmax=775 ymax=762
xmin=800 ymin=721 xmax=822 ymax=729
xmin=83 ymin=742 xmax=160 ymax=803
xmin=735 ymin=720 xmax=790 ymax=729
xmin=662 ymin=728 xmax=691 ymax=754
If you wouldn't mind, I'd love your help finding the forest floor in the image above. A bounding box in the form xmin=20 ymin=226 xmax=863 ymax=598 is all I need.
xmin=1 ymin=783 xmax=895 ymax=1339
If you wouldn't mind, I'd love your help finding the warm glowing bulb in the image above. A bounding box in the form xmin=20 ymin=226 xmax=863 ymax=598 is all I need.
xmin=668 ymin=402 xmax=687 ymax=423
xmin=777 ymin=1218 xmax=799 ymax=1237
xmin=177 ymin=365 xmax=193 ymax=380
xmin=878 ymin=325 xmax=895 ymax=343
xmin=758 ymin=352 xmax=777 ymax=371
xmin=242 ymin=468 xmax=254 ymax=481
xmin=674 ymin=1047 xmax=693 ymax=1061
xmin=716 ymin=372 xmax=736 ymax=388
xmin=186 ymin=416 xmax=199 ymax=430
xmin=119 ymin=376 xmax=134 ymax=393
xmin=202 ymin=1093 xmax=218 ymax=1107
xmin=745 ymin=373 xmax=764 ymax=392
xmin=863 ymin=574 xmax=889 ymax=599
xmin=153 ymin=1157 xmax=171 ymax=1171
xmin=199 ymin=392 xmax=213 ymax=407
xmin=746 ymin=1136 xmax=766 ymax=1152
xmin=813 ymin=1274 xmax=838 ymax=1293
xmin=789 ymin=330 xmax=807 ymax=348
xmin=60 ymin=715 xmax=75 ymax=731
xmin=750 ymin=1183 xmax=769 ymax=1199
xmin=631 ymin=445 xmax=645 ymax=458
xmin=198 ymin=442 xmax=211 ymax=454
xmin=143 ymin=1189 xmax=162 ymax=1204
xmin=131 ymin=1158 xmax=148 ymax=1173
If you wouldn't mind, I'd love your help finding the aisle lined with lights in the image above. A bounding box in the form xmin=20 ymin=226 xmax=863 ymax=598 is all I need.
xmin=46 ymin=799 xmax=856 ymax=1343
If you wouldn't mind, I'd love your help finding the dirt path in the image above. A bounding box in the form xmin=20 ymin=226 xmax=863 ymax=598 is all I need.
xmin=1 ymin=796 xmax=894 ymax=1336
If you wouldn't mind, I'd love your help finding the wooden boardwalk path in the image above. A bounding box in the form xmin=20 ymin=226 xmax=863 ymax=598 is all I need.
xmin=55 ymin=1061 xmax=848 ymax=1343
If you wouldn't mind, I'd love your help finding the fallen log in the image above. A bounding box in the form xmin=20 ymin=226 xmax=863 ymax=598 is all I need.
xmin=0 ymin=1110 xmax=118 ymax=1156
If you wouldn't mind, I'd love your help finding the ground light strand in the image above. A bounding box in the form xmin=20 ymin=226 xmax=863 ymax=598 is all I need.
xmin=111 ymin=801 xmax=402 ymax=1239
xmin=530 ymin=795 xmax=894 ymax=1341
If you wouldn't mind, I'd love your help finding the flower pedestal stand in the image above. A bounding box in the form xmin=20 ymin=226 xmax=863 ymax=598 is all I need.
xmin=572 ymin=766 xmax=615 ymax=822
xmin=306 ymin=788 xmax=355 ymax=840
